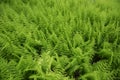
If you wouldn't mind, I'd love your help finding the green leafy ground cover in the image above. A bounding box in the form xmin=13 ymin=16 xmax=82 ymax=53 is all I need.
xmin=0 ymin=0 xmax=120 ymax=80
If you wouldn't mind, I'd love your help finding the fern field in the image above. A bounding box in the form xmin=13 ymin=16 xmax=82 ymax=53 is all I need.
xmin=0 ymin=0 xmax=120 ymax=80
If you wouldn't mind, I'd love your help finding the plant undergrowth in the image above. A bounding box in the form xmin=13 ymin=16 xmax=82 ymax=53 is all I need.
xmin=0 ymin=0 xmax=120 ymax=80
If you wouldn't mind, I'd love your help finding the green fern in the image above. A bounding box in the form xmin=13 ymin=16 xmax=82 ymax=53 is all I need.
xmin=0 ymin=0 xmax=120 ymax=80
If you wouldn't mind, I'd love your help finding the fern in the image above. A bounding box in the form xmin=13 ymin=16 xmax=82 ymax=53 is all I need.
xmin=0 ymin=0 xmax=120 ymax=80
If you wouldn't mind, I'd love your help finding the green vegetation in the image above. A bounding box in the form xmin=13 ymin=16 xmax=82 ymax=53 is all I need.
xmin=0 ymin=0 xmax=120 ymax=80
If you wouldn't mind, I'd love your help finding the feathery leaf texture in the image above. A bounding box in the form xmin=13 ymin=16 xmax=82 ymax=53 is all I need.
xmin=0 ymin=0 xmax=120 ymax=80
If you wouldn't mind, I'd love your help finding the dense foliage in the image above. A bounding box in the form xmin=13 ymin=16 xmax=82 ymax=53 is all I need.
xmin=0 ymin=0 xmax=120 ymax=80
